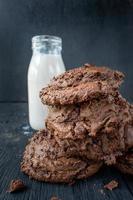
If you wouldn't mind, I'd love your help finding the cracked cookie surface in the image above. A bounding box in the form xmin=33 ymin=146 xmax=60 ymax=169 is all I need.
xmin=40 ymin=64 xmax=124 ymax=105
xmin=21 ymin=130 xmax=102 ymax=183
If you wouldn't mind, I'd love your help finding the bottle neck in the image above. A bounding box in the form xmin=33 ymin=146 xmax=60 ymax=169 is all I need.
xmin=32 ymin=35 xmax=62 ymax=55
xmin=32 ymin=47 xmax=62 ymax=55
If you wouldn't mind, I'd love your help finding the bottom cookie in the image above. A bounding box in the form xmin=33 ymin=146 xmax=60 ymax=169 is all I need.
xmin=116 ymin=150 xmax=133 ymax=175
xmin=21 ymin=130 xmax=102 ymax=183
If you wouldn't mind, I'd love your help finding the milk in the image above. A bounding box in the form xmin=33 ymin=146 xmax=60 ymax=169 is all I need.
xmin=28 ymin=39 xmax=65 ymax=130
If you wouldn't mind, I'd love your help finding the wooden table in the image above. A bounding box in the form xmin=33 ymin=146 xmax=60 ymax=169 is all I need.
xmin=0 ymin=103 xmax=133 ymax=200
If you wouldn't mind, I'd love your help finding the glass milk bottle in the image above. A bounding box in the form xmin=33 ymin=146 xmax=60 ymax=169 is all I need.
xmin=28 ymin=35 xmax=66 ymax=130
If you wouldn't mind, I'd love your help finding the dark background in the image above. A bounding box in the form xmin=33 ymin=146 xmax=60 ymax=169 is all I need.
xmin=0 ymin=0 xmax=133 ymax=102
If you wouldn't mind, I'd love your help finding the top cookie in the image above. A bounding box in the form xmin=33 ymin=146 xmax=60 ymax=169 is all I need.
xmin=40 ymin=64 xmax=124 ymax=105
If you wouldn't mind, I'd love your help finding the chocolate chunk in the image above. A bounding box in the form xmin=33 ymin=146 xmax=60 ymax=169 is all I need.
xmin=8 ymin=179 xmax=26 ymax=193
xmin=104 ymin=180 xmax=118 ymax=190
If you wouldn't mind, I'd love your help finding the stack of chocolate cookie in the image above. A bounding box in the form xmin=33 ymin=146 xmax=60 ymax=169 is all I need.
xmin=21 ymin=64 xmax=133 ymax=183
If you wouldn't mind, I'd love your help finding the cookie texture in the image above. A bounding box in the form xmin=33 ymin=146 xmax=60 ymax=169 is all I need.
xmin=116 ymin=150 xmax=133 ymax=175
xmin=116 ymin=110 xmax=133 ymax=175
xmin=21 ymin=130 xmax=102 ymax=183
xmin=40 ymin=64 xmax=124 ymax=105
xmin=46 ymin=94 xmax=133 ymax=164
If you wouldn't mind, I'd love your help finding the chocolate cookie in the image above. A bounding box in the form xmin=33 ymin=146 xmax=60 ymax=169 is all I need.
xmin=46 ymin=94 xmax=132 ymax=164
xmin=40 ymin=64 xmax=124 ymax=105
xmin=116 ymin=150 xmax=133 ymax=175
xmin=21 ymin=130 xmax=102 ymax=183
xmin=116 ymin=114 xmax=133 ymax=175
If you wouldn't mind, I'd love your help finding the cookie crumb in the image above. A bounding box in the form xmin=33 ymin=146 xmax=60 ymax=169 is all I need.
xmin=50 ymin=196 xmax=60 ymax=200
xmin=68 ymin=180 xmax=75 ymax=186
xmin=104 ymin=180 xmax=118 ymax=191
xmin=98 ymin=189 xmax=105 ymax=196
xmin=100 ymin=189 xmax=104 ymax=194
xmin=8 ymin=179 xmax=26 ymax=193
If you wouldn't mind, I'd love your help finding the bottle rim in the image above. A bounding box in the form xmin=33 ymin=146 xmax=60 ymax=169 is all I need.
xmin=32 ymin=35 xmax=62 ymax=44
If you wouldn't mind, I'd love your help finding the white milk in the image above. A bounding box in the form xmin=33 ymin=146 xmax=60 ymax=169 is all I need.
xmin=28 ymin=36 xmax=65 ymax=130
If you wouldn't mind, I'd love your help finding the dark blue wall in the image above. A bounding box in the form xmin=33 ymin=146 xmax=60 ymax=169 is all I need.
xmin=0 ymin=0 xmax=133 ymax=102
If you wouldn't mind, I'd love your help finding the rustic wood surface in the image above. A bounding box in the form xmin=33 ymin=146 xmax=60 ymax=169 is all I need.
xmin=0 ymin=103 xmax=133 ymax=200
